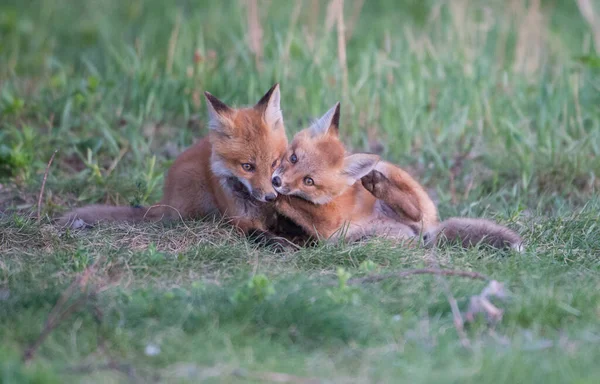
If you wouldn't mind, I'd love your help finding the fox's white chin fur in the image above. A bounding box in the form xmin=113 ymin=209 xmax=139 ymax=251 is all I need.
xmin=211 ymin=153 xmax=261 ymax=202
xmin=273 ymin=187 xmax=333 ymax=205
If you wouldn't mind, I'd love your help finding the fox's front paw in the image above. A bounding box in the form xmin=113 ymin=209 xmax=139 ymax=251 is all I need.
xmin=361 ymin=170 xmax=388 ymax=197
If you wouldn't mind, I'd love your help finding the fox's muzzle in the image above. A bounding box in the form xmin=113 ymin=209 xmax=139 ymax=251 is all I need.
xmin=271 ymin=175 xmax=282 ymax=188
xmin=271 ymin=168 xmax=292 ymax=195
xmin=250 ymin=183 xmax=279 ymax=203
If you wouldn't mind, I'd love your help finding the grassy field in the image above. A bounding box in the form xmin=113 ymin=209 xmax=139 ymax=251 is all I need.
xmin=1 ymin=0 xmax=600 ymax=382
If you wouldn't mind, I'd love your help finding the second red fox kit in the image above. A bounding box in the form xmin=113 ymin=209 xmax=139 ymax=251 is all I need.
xmin=272 ymin=102 xmax=523 ymax=251
xmin=58 ymin=84 xmax=290 ymax=239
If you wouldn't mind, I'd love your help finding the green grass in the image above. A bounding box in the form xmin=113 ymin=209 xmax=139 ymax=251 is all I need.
xmin=1 ymin=0 xmax=600 ymax=382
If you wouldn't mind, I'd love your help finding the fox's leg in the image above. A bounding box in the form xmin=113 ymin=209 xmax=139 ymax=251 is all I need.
xmin=361 ymin=168 xmax=423 ymax=223
xmin=216 ymin=190 xmax=271 ymax=235
xmin=339 ymin=219 xmax=418 ymax=245
xmin=230 ymin=216 xmax=267 ymax=234
xmin=229 ymin=215 xmax=273 ymax=239
xmin=229 ymin=216 xmax=294 ymax=251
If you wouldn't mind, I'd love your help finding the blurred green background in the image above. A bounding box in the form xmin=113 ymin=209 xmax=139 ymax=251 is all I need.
xmin=1 ymin=0 xmax=598 ymax=214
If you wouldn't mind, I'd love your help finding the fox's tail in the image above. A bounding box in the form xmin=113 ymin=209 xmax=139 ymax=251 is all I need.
xmin=423 ymin=217 xmax=523 ymax=252
xmin=56 ymin=204 xmax=169 ymax=229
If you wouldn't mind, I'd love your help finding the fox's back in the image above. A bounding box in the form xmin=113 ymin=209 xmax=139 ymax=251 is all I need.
xmin=160 ymin=137 xmax=220 ymax=219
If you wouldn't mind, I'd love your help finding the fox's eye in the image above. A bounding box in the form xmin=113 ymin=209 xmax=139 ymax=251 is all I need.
xmin=290 ymin=153 xmax=298 ymax=164
xmin=271 ymin=159 xmax=278 ymax=168
xmin=241 ymin=163 xmax=255 ymax=172
xmin=303 ymin=177 xmax=314 ymax=186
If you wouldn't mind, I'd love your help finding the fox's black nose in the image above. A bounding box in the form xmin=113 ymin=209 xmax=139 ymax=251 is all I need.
xmin=272 ymin=176 xmax=281 ymax=188
xmin=265 ymin=193 xmax=277 ymax=202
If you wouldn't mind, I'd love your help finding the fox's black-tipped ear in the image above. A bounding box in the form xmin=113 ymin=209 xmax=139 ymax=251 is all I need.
xmin=330 ymin=102 xmax=341 ymax=133
xmin=205 ymin=91 xmax=233 ymax=134
xmin=310 ymin=102 xmax=340 ymax=137
xmin=255 ymin=83 xmax=279 ymax=108
xmin=255 ymin=83 xmax=283 ymax=130
xmin=204 ymin=92 xmax=232 ymax=116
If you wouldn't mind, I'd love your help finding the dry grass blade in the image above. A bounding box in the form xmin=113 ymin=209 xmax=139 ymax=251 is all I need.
xmin=282 ymin=1 xmax=303 ymax=66
xmin=246 ymin=0 xmax=264 ymax=70
xmin=576 ymin=0 xmax=600 ymax=53
xmin=325 ymin=0 xmax=339 ymax=33
xmin=448 ymin=142 xmax=475 ymax=204
xmin=166 ymin=9 xmax=182 ymax=75
xmin=335 ymin=0 xmax=349 ymax=96
xmin=305 ymin=0 xmax=320 ymax=51
xmin=513 ymin=0 xmax=545 ymax=76
xmin=105 ymin=145 xmax=129 ymax=177
xmin=345 ymin=0 xmax=365 ymax=41
xmin=37 ymin=149 xmax=58 ymax=222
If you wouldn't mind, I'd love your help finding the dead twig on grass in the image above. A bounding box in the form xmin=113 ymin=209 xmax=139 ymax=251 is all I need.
xmin=37 ymin=149 xmax=58 ymax=222
xmin=65 ymin=360 xmax=139 ymax=382
xmin=345 ymin=268 xmax=489 ymax=286
xmin=309 ymin=265 xmax=494 ymax=349
xmin=415 ymin=254 xmax=468 ymax=349
xmin=159 ymin=363 xmax=322 ymax=383
xmin=233 ymin=368 xmax=321 ymax=384
xmin=465 ymin=280 xmax=508 ymax=324
xmin=434 ymin=270 xmax=472 ymax=349
xmin=423 ymin=249 xmax=509 ymax=349
xmin=425 ymin=250 xmax=472 ymax=348
xmin=23 ymin=256 xmax=107 ymax=362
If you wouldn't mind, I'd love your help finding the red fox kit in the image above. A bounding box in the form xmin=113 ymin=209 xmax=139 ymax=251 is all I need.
xmin=58 ymin=84 xmax=289 ymax=238
xmin=271 ymin=103 xmax=523 ymax=251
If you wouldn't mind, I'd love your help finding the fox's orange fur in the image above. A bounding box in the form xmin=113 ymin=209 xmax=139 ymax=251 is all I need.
xmin=272 ymin=103 xmax=523 ymax=251
xmin=58 ymin=84 xmax=289 ymax=238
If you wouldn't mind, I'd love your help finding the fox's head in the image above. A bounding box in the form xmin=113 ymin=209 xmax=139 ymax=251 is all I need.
xmin=271 ymin=102 xmax=379 ymax=204
xmin=205 ymin=84 xmax=288 ymax=203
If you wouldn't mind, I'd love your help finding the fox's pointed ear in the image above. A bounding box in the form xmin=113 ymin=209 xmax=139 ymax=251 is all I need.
xmin=310 ymin=102 xmax=340 ymax=137
xmin=341 ymin=153 xmax=379 ymax=185
xmin=255 ymin=83 xmax=283 ymax=130
xmin=205 ymin=91 xmax=234 ymax=135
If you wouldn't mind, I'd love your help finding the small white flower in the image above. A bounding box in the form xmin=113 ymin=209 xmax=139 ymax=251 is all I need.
xmin=145 ymin=343 xmax=161 ymax=356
